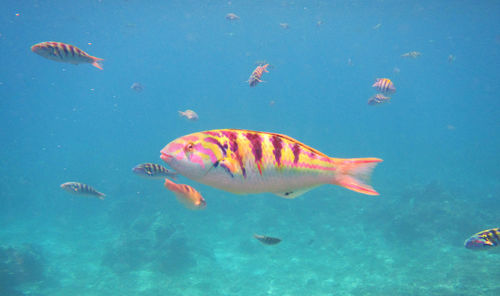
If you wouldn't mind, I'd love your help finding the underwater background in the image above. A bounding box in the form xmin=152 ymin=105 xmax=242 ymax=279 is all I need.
xmin=0 ymin=0 xmax=499 ymax=295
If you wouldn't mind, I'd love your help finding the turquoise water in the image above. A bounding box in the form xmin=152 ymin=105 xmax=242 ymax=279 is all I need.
xmin=1 ymin=1 xmax=499 ymax=295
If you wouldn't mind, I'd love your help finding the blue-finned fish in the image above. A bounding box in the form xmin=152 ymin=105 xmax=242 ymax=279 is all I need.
xmin=160 ymin=129 xmax=382 ymax=198
xmin=60 ymin=182 xmax=105 ymax=200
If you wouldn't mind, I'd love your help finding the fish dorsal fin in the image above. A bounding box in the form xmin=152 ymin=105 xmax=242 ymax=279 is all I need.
xmin=274 ymin=186 xmax=317 ymax=199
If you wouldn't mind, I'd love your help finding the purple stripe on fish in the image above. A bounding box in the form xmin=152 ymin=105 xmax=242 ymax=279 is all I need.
xmin=222 ymin=131 xmax=246 ymax=178
xmin=292 ymin=143 xmax=301 ymax=164
xmin=245 ymin=132 xmax=263 ymax=164
xmin=270 ymin=135 xmax=283 ymax=166
xmin=204 ymin=137 xmax=227 ymax=157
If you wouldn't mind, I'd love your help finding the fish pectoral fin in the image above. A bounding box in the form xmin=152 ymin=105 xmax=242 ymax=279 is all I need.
xmin=216 ymin=158 xmax=239 ymax=177
xmin=274 ymin=186 xmax=317 ymax=199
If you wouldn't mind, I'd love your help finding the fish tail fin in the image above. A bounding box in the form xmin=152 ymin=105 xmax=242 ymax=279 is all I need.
xmin=98 ymin=193 xmax=106 ymax=200
xmin=90 ymin=56 xmax=104 ymax=70
xmin=332 ymin=157 xmax=382 ymax=195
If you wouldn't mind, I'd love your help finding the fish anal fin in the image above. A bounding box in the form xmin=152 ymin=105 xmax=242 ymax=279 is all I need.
xmin=274 ymin=186 xmax=316 ymax=199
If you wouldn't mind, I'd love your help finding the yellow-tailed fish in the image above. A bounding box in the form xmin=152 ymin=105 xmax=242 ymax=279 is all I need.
xmin=464 ymin=228 xmax=500 ymax=251
xmin=60 ymin=182 xmax=105 ymax=200
xmin=164 ymin=178 xmax=206 ymax=210
xmin=160 ymin=129 xmax=382 ymax=198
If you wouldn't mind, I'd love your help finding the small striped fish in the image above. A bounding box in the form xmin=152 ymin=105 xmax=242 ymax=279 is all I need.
xmin=248 ymin=64 xmax=269 ymax=87
xmin=31 ymin=41 xmax=104 ymax=70
xmin=164 ymin=178 xmax=206 ymax=210
xmin=368 ymin=93 xmax=391 ymax=105
xmin=464 ymin=228 xmax=500 ymax=251
xmin=254 ymin=234 xmax=282 ymax=245
xmin=160 ymin=129 xmax=382 ymax=198
xmin=372 ymin=78 xmax=396 ymax=94
xmin=132 ymin=163 xmax=177 ymax=179
xmin=60 ymin=182 xmax=105 ymax=200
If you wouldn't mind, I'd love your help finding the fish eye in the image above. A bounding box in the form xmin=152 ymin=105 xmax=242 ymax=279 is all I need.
xmin=184 ymin=143 xmax=194 ymax=152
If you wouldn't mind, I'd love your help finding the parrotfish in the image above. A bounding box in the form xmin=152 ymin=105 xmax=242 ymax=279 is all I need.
xmin=160 ymin=129 xmax=382 ymax=198
xmin=31 ymin=41 xmax=104 ymax=70
xmin=254 ymin=234 xmax=282 ymax=245
xmin=372 ymin=78 xmax=396 ymax=94
xmin=464 ymin=228 xmax=500 ymax=251
xmin=248 ymin=64 xmax=269 ymax=87
xmin=164 ymin=178 xmax=206 ymax=210
xmin=132 ymin=163 xmax=177 ymax=179
xmin=60 ymin=182 xmax=105 ymax=200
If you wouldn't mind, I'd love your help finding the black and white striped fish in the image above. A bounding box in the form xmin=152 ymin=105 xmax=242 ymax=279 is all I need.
xmin=60 ymin=182 xmax=105 ymax=200
xmin=132 ymin=163 xmax=178 ymax=179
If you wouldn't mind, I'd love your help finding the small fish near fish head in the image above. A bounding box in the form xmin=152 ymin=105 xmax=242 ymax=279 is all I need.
xmin=161 ymin=132 xmax=226 ymax=182
xmin=164 ymin=178 xmax=206 ymax=210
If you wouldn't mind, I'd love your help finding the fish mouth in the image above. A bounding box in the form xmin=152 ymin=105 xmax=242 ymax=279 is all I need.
xmin=160 ymin=152 xmax=173 ymax=163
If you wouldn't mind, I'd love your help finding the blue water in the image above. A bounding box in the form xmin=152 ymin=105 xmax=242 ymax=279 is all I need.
xmin=1 ymin=0 xmax=499 ymax=295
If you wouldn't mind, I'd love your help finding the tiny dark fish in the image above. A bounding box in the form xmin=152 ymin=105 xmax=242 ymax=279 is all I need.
xmin=254 ymin=234 xmax=282 ymax=245
xmin=132 ymin=163 xmax=177 ymax=179
xmin=60 ymin=182 xmax=105 ymax=200
xmin=131 ymin=82 xmax=144 ymax=92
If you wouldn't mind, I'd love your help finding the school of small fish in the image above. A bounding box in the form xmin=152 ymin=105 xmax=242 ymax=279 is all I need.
xmin=31 ymin=16 xmax=480 ymax=250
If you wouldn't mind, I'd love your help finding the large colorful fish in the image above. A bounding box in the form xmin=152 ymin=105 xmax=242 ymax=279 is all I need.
xmin=31 ymin=41 xmax=104 ymax=70
xmin=248 ymin=64 xmax=269 ymax=87
xmin=464 ymin=228 xmax=500 ymax=251
xmin=160 ymin=129 xmax=382 ymax=198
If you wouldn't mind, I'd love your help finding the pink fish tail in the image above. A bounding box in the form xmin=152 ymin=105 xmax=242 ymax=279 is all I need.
xmin=98 ymin=193 xmax=106 ymax=200
xmin=90 ymin=56 xmax=104 ymax=70
xmin=333 ymin=158 xmax=382 ymax=195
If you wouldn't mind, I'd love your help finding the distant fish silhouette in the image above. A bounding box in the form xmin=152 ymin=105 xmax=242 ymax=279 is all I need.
xmin=254 ymin=234 xmax=281 ymax=245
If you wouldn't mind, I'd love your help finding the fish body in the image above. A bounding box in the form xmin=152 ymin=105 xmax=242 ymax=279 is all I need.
xmin=248 ymin=64 xmax=269 ymax=87
xmin=160 ymin=129 xmax=382 ymax=198
xmin=401 ymin=51 xmax=421 ymax=58
xmin=254 ymin=234 xmax=282 ymax=245
xmin=131 ymin=82 xmax=144 ymax=92
xmin=179 ymin=109 xmax=199 ymax=121
xmin=464 ymin=228 xmax=500 ymax=251
xmin=60 ymin=182 xmax=105 ymax=200
xmin=164 ymin=178 xmax=206 ymax=210
xmin=280 ymin=23 xmax=290 ymax=29
xmin=226 ymin=13 xmax=240 ymax=21
xmin=31 ymin=41 xmax=103 ymax=70
xmin=132 ymin=163 xmax=177 ymax=179
xmin=368 ymin=94 xmax=391 ymax=105
xmin=372 ymin=78 xmax=396 ymax=94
